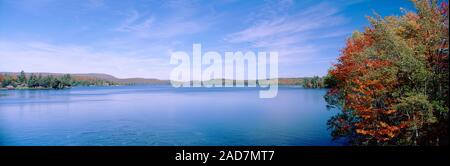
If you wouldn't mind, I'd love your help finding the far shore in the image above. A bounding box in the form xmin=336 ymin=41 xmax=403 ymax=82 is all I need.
xmin=0 ymin=86 xmax=58 ymax=90
xmin=0 ymin=85 xmax=126 ymax=90
xmin=0 ymin=84 xmax=329 ymax=91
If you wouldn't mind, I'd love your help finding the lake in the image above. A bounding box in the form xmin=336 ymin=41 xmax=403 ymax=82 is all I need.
xmin=0 ymin=86 xmax=341 ymax=146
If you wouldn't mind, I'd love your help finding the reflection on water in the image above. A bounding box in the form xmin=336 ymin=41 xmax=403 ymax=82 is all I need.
xmin=0 ymin=86 xmax=341 ymax=146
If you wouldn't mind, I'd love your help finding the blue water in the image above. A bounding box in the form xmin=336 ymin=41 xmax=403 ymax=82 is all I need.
xmin=0 ymin=86 xmax=341 ymax=146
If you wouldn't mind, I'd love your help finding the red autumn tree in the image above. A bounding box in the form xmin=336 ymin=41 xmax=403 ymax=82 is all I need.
xmin=325 ymin=0 xmax=448 ymax=145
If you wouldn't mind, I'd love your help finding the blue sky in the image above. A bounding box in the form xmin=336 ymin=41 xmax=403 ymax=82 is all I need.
xmin=0 ymin=0 xmax=414 ymax=79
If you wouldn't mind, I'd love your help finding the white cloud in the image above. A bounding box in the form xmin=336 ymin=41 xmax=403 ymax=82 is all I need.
xmin=115 ymin=10 xmax=155 ymax=37
xmin=226 ymin=2 xmax=348 ymax=64
xmin=227 ymin=3 xmax=345 ymax=44
xmin=114 ymin=3 xmax=214 ymax=39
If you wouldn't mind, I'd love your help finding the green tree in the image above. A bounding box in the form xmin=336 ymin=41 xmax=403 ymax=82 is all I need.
xmin=0 ymin=74 xmax=4 ymax=87
xmin=17 ymin=70 xmax=27 ymax=85
xmin=61 ymin=74 xmax=72 ymax=87
xmin=36 ymin=74 xmax=43 ymax=87
xmin=1 ymin=75 xmax=16 ymax=87
xmin=27 ymin=74 xmax=38 ymax=87
xmin=323 ymin=72 xmax=337 ymax=88
xmin=42 ymin=75 xmax=54 ymax=88
xmin=302 ymin=76 xmax=326 ymax=88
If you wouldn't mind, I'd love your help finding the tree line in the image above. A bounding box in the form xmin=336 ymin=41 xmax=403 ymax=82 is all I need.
xmin=0 ymin=71 xmax=116 ymax=89
xmin=273 ymin=77 xmax=332 ymax=88
xmin=302 ymin=76 xmax=328 ymax=88
xmin=325 ymin=0 xmax=448 ymax=145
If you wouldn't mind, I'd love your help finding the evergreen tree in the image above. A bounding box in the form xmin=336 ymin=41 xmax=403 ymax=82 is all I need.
xmin=27 ymin=74 xmax=38 ymax=87
xmin=61 ymin=74 xmax=72 ymax=87
xmin=36 ymin=74 xmax=43 ymax=87
xmin=17 ymin=70 xmax=27 ymax=85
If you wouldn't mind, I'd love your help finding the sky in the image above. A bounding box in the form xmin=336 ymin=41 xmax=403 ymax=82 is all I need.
xmin=0 ymin=0 xmax=415 ymax=79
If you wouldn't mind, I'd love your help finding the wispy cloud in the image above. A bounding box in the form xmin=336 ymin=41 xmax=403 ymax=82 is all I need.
xmin=87 ymin=0 xmax=105 ymax=8
xmin=114 ymin=1 xmax=215 ymax=39
xmin=228 ymin=3 xmax=345 ymax=43
xmin=226 ymin=2 xmax=349 ymax=64
xmin=115 ymin=10 xmax=155 ymax=36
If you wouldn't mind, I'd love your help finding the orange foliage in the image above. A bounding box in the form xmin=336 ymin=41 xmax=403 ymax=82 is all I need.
xmin=327 ymin=0 xmax=449 ymax=145
xmin=328 ymin=29 xmax=406 ymax=142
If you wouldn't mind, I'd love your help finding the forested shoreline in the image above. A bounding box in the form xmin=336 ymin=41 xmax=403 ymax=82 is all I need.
xmin=0 ymin=71 xmax=116 ymax=90
xmin=0 ymin=71 xmax=331 ymax=90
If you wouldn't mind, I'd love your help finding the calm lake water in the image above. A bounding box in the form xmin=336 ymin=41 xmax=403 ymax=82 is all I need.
xmin=0 ymin=86 xmax=341 ymax=146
